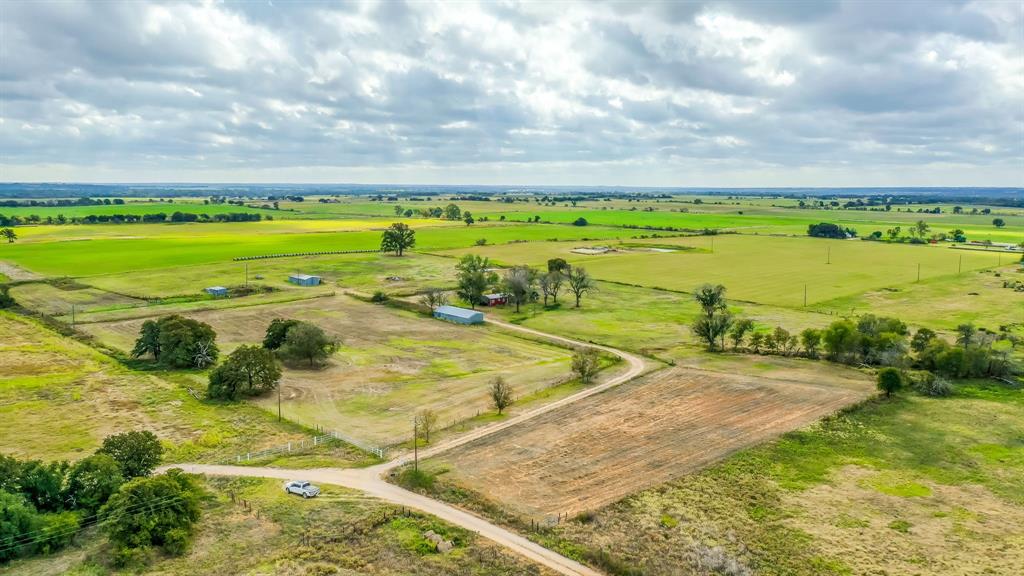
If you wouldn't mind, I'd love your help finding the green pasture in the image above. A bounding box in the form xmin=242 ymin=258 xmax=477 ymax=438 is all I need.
xmin=818 ymin=267 xmax=1024 ymax=332
xmin=0 ymin=222 xmax=632 ymax=277
xmin=78 ymin=251 xmax=455 ymax=300
xmin=468 ymin=206 xmax=1022 ymax=243
xmin=444 ymin=234 xmax=1007 ymax=307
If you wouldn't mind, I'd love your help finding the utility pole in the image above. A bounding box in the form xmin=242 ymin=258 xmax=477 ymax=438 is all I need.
xmin=803 ymin=284 xmax=807 ymax=307
xmin=277 ymin=386 xmax=281 ymax=421
xmin=826 ymin=246 xmax=831 ymax=265
xmin=413 ymin=419 xmax=419 ymax=473
xmin=958 ymin=254 xmax=962 ymax=274
xmin=917 ymin=263 xmax=921 ymax=282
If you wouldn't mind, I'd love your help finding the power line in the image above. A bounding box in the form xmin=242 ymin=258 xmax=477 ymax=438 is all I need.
xmin=0 ymin=493 xmax=192 ymax=554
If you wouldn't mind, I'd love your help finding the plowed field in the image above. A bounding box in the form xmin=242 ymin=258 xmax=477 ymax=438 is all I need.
xmin=435 ymin=365 xmax=873 ymax=518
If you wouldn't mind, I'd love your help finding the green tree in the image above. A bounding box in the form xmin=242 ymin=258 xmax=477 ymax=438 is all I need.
xmin=463 ymin=212 xmax=474 ymax=225
xmin=130 ymin=319 xmax=162 ymax=360
xmin=692 ymin=313 xmax=734 ymax=351
xmin=132 ymin=315 xmax=217 ymax=368
xmin=955 ymin=323 xmax=975 ymax=349
xmin=876 ymin=367 xmax=903 ymax=398
xmin=566 ymin=266 xmax=595 ymax=308
xmin=539 ymin=270 xmax=564 ymax=306
xmin=547 ymin=258 xmax=570 ymax=273
xmin=157 ymin=315 xmax=218 ymax=369
xmin=64 ymin=454 xmax=124 ymax=514
xmin=100 ymin=469 xmax=202 ymax=565
xmin=800 ymin=328 xmax=822 ymax=358
xmin=490 ymin=376 xmax=512 ymax=415
xmin=1 ymin=228 xmax=16 ymax=243
xmin=263 ymin=318 xmax=300 ymax=350
xmin=17 ymin=460 xmax=68 ymax=512
xmin=822 ymin=320 xmax=860 ymax=362
xmin=98 ymin=430 xmax=163 ymax=479
xmin=0 ymin=492 xmax=38 ymax=562
xmin=729 ymin=318 xmax=754 ymax=350
xmin=913 ymin=220 xmax=930 ymax=238
xmin=749 ymin=331 xmax=765 ymax=353
xmin=380 ymin=222 xmax=416 ymax=256
xmin=910 ymin=328 xmax=936 ymax=353
xmin=571 ymin=347 xmax=601 ymax=384
xmin=501 ymin=265 xmax=537 ymax=313
xmin=993 ymin=218 xmax=1006 ymax=228
xmin=415 ymin=409 xmax=438 ymax=444
xmin=277 ymin=322 xmax=337 ymax=367
xmin=455 ymin=254 xmax=496 ymax=309
xmin=207 ymin=345 xmax=281 ymax=400
xmin=443 ymin=203 xmax=462 ymax=220
xmin=693 ymin=284 xmax=727 ymax=318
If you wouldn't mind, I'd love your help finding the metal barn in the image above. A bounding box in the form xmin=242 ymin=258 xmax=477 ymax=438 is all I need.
xmin=288 ymin=273 xmax=322 ymax=286
xmin=204 ymin=286 xmax=228 ymax=297
xmin=433 ymin=305 xmax=484 ymax=325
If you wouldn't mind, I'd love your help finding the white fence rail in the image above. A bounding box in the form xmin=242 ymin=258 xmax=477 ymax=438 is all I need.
xmin=235 ymin=430 xmax=386 ymax=462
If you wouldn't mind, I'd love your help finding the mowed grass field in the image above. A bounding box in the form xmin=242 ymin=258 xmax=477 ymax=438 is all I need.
xmin=79 ymin=295 xmax=576 ymax=445
xmin=444 ymin=234 xmax=1007 ymax=307
xmin=426 ymin=364 xmax=873 ymax=518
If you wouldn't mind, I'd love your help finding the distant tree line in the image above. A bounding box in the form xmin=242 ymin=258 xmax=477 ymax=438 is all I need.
xmin=0 ymin=211 xmax=266 ymax=227
xmin=0 ymin=197 xmax=125 ymax=208
xmin=695 ymin=284 xmax=1018 ymax=394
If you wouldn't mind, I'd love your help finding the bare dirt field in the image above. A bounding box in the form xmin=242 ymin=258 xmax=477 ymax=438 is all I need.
xmin=433 ymin=365 xmax=873 ymax=518
xmin=80 ymin=295 xmax=574 ymax=445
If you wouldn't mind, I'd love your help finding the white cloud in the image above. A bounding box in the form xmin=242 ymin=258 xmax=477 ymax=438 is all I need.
xmin=0 ymin=0 xmax=1020 ymax=185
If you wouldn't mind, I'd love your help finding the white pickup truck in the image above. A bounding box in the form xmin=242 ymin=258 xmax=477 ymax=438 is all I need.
xmin=283 ymin=480 xmax=321 ymax=498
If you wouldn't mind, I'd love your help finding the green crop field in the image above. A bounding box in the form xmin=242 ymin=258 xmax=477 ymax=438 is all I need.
xmin=0 ymin=221 xmax=633 ymax=276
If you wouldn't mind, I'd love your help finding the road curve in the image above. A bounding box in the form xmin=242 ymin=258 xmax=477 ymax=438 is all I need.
xmin=167 ymin=318 xmax=654 ymax=576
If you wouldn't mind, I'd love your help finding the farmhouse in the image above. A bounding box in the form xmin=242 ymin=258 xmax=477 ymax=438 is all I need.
xmin=433 ymin=305 xmax=484 ymax=325
xmin=482 ymin=293 xmax=508 ymax=306
xmin=288 ymin=273 xmax=322 ymax=286
xmin=204 ymin=286 xmax=228 ymax=297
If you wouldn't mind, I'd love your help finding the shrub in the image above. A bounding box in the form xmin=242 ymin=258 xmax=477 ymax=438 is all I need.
xmin=370 ymin=290 xmax=389 ymax=303
xmin=877 ymin=367 xmax=903 ymax=398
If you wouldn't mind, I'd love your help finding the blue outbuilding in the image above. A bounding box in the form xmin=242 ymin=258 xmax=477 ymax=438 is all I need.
xmin=204 ymin=286 xmax=228 ymax=297
xmin=433 ymin=305 xmax=484 ymax=325
xmin=288 ymin=273 xmax=322 ymax=286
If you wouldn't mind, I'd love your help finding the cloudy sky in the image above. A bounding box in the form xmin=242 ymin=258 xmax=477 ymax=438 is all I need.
xmin=1 ymin=0 xmax=1021 ymax=186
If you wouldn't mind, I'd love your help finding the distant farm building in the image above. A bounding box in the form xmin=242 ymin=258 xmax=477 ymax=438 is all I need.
xmin=204 ymin=286 xmax=228 ymax=297
xmin=482 ymin=293 xmax=508 ymax=306
xmin=288 ymin=274 xmax=321 ymax=286
xmin=433 ymin=305 xmax=484 ymax=325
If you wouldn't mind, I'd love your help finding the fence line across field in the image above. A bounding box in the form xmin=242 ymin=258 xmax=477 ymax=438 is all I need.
xmin=235 ymin=429 xmax=387 ymax=462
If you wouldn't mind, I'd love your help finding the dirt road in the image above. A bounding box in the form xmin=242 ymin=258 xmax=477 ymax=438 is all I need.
xmin=169 ymin=319 xmax=654 ymax=576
